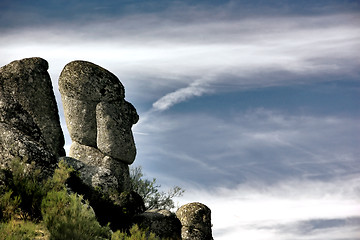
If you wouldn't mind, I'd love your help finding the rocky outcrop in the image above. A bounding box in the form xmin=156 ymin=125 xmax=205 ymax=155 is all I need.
xmin=0 ymin=58 xmax=214 ymax=239
xmin=0 ymin=57 xmax=65 ymax=158
xmin=176 ymin=202 xmax=213 ymax=240
xmin=59 ymin=61 xmax=138 ymax=193
xmin=133 ymin=209 xmax=182 ymax=239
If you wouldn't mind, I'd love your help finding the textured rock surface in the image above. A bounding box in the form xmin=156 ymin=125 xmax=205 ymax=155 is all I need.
xmin=60 ymin=96 xmax=97 ymax=146
xmin=59 ymin=60 xmax=126 ymax=146
xmin=69 ymin=141 xmax=130 ymax=192
xmin=133 ymin=209 xmax=182 ymax=240
xmin=61 ymin=156 xmax=119 ymax=193
xmin=96 ymin=100 xmax=138 ymax=164
xmin=63 ymin=156 xmax=145 ymax=231
xmin=176 ymin=202 xmax=213 ymax=240
xmin=58 ymin=60 xmax=124 ymax=101
xmin=0 ymin=57 xmax=65 ymax=157
xmin=0 ymin=91 xmax=57 ymax=178
xmin=59 ymin=60 xmax=138 ymax=196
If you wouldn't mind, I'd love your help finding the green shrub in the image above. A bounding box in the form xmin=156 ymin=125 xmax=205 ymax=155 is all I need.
xmin=1 ymin=158 xmax=111 ymax=239
xmin=6 ymin=159 xmax=47 ymax=220
xmin=0 ymin=219 xmax=45 ymax=240
xmin=0 ymin=190 xmax=21 ymax=222
xmin=41 ymin=189 xmax=111 ymax=240
xmin=112 ymin=225 xmax=159 ymax=240
xmin=44 ymin=160 xmax=73 ymax=192
xmin=0 ymin=159 xmax=73 ymax=222
xmin=130 ymin=166 xmax=184 ymax=210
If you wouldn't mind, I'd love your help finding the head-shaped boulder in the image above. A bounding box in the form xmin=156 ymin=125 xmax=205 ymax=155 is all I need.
xmin=59 ymin=61 xmax=138 ymax=164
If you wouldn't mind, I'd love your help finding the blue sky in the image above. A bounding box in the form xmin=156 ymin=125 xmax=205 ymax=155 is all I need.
xmin=1 ymin=0 xmax=360 ymax=239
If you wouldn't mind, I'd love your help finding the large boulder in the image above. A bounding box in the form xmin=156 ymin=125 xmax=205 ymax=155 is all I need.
xmin=59 ymin=60 xmax=138 ymax=165
xmin=176 ymin=202 xmax=213 ymax=240
xmin=59 ymin=60 xmax=139 ymax=194
xmin=58 ymin=60 xmax=125 ymax=147
xmin=0 ymin=91 xmax=57 ymax=178
xmin=0 ymin=57 xmax=65 ymax=157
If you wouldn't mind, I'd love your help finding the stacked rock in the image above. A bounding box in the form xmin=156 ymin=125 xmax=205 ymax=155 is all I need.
xmin=59 ymin=61 xmax=138 ymax=192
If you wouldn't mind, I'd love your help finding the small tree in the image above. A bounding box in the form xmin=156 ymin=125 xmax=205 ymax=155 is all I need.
xmin=129 ymin=166 xmax=184 ymax=210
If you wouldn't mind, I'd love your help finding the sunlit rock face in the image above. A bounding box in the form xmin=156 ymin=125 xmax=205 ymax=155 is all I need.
xmin=176 ymin=202 xmax=213 ymax=240
xmin=96 ymin=100 xmax=138 ymax=164
xmin=59 ymin=60 xmax=138 ymax=192
xmin=0 ymin=57 xmax=65 ymax=158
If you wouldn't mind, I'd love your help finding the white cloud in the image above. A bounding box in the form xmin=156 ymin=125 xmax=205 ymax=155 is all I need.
xmin=176 ymin=176 xmax=360 ymax=240
xmin=0 ymin=12 xmax=358 ymax=109
xmin=133 ymin=108 xmax=360 ymax=188
xmin=152 ymin=75 xmax=214 ymax=111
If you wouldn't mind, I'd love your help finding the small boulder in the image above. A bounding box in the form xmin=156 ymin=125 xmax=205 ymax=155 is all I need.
xmin=176 ymin=202 xmax=213 ymax=240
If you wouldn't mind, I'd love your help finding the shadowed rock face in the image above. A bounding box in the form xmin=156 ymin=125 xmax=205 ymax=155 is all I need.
xmin=0 ymin=86 xmax=57 ymax=179
xmin=59 ymin=60 xmax=138 ymax=193
xmin=133 ymin=209 xmax=182 ymax=240
xmin=68 ymin=141 xmax=130 ymax=191
xmin=0 ymin=57 xmax=65 ymax=158
xmin=176 ymin=202 xmax=213 ymax=240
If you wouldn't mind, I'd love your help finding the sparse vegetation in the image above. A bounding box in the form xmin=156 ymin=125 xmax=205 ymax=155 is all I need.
xmin=0 ymin=159 xmax=170 ymax=239
xmin=2 ymin=159 xmax=46 ymax=221
xmin=130 ymin=166 xmax=185 ymax=210
xmin=112 ymin=224 xmax=159 ymax=240
xmin=0 ymin=219 xmax=49 ymax=240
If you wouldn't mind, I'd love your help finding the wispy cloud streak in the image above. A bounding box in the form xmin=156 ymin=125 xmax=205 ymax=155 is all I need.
xmin=0 ymin=12 xmax=358 ymax=108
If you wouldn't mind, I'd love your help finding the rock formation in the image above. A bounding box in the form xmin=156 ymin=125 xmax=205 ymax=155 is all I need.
xmin=0 ymin=57 xmax=65 ymax=158
xmin=0 ymin=58 xmax=213 ymax=239
xmin=59 ymin=60 xmax=138 ymax=193
xmin=176 ymin=202 xmax=213 ymax=240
